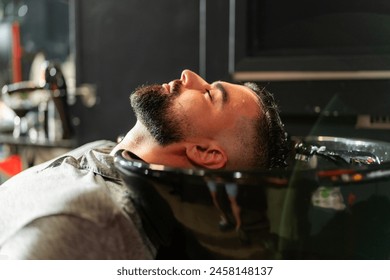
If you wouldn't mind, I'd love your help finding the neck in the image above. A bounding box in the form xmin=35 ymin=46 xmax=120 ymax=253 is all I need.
xmin=110 ymin=121 xmax=193 ymax=168
xmin=110 ymin=121 xmax=155 ymax=156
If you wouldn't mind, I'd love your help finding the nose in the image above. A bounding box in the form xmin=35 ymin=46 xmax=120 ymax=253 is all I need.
xmin=180 ymin=69 xmax=209 ymax=89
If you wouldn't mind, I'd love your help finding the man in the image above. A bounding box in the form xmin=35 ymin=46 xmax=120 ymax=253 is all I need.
xmin=112 ymin=69 xmax=287 ymax=170
xmin=0 ymin=70 xmax=288 ymax=259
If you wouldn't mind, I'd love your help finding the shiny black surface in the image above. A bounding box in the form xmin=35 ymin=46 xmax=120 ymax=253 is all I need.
xmin=114 ymin=136 xmax=390 ymax=259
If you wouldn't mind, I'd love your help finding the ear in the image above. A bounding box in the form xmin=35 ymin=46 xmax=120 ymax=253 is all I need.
xmin=185 ymin=143 xmax=227 ymax=169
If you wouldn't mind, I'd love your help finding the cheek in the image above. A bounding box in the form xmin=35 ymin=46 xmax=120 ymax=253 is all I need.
xmin=176 ymin=106 xmax=224 ymax=136
xmin=172 ymin=100 xmax=205 ymax=133
xmin=175 ymin=100 xmax=203 ymax=120
xmin=174 ymin=95 xmax=210 ymax=121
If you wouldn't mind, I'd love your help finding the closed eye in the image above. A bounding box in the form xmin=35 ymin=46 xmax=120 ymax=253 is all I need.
xmin=206 ymin=89 xmax=213 ymax=100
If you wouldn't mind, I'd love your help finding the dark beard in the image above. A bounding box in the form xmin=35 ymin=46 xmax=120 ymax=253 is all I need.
xmin=130 ymin=83 xmax=184 ymax=146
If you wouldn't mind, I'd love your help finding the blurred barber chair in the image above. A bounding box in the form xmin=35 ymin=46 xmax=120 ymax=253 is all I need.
xmin=1 ymin=61 xmax=73 ymax=142
xmin=114 ymin=136 xmax=390 ymax=259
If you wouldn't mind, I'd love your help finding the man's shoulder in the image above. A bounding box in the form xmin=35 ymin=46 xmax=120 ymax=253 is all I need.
xmin=40 ymin=139 xmax=119 ymax=180
xmin=0 ymin=140 xmax=123 ymax=246
xmin=64 ymin=140 xmax=117 ymax=158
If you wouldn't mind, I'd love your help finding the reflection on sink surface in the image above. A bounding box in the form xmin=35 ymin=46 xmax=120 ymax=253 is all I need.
xmin=114 ymin=136 xmax=390 ymax=259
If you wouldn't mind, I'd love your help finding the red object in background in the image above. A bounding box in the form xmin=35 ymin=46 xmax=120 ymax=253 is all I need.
xmin=0 ymin=155 xmax=22 ymax=177
xmin=348 ymin=193 xmax=357 ymax=207
xmin=11 ymin=21 xmax=22 ymax=82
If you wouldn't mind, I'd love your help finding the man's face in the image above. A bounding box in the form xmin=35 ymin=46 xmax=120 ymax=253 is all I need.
xmin=130 ymin=70 xmax=261 ymax=146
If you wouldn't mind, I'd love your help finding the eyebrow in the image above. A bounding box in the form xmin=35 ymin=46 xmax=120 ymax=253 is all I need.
xmin=214 ymin=82 xmax=229 ymax=105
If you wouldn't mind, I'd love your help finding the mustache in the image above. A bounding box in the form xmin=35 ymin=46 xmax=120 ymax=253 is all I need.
xmin=170 ymin=79 xmax=182 ymax=95
xmin=131 ymin=79 xmax=182 ymax=96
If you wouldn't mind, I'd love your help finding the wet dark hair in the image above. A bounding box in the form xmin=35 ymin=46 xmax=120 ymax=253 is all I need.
xmin=244 ymin=82 xmax=290 ymax=169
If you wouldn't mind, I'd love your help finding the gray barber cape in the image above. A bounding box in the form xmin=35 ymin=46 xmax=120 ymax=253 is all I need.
xmin=0 ymin=140 xmax=155 ymax=259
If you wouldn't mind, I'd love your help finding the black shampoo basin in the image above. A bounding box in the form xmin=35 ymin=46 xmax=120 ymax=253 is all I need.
xmin=114 ymin=136 xmax=390 ymax=259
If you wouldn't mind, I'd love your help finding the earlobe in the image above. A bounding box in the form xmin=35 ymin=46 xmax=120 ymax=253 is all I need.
xmin=186 ymin=144 xmax=227 ymax=169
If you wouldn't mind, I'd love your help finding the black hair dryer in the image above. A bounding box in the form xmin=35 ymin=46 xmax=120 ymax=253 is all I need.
xmin=1 ymin=61 xmax=73 ymax=142
xmin=43 ymin=61 xmax=73 ymax=140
